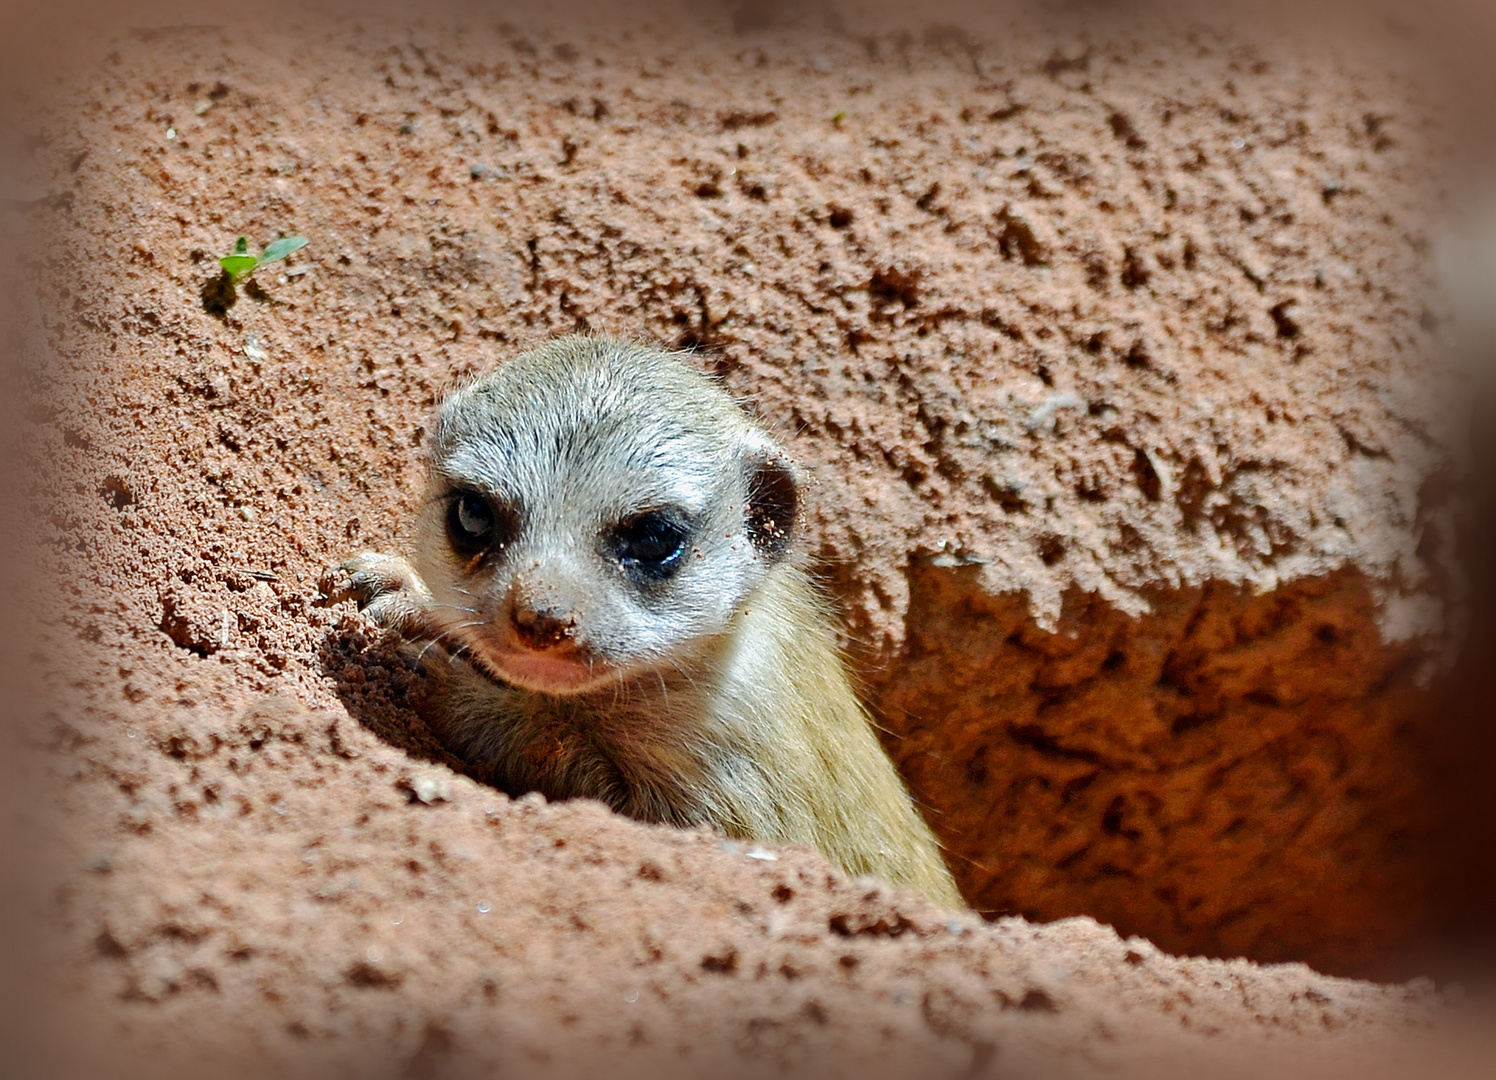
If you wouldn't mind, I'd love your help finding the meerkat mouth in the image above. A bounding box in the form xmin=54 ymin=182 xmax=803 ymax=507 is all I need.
xmin=485 ymin=646 xmax=612 ymax=696
xmin=439 ymin=624 xmax=617 ymax=697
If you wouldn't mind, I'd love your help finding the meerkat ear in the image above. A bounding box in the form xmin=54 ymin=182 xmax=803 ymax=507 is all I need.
xmin=742 ymin=436 xmax=800 ymax=562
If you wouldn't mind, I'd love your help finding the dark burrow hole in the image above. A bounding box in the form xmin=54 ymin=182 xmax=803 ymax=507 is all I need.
xmin=101 ymin=475 xmax=135 ymax=509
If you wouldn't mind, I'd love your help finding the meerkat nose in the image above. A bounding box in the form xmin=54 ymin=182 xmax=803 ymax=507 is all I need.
xmin=511 ymin=602 xmax=578 ymax=650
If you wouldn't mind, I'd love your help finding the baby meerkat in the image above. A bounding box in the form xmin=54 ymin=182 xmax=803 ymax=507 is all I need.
xmin=324 ymin=336 xmax=962 ymax=908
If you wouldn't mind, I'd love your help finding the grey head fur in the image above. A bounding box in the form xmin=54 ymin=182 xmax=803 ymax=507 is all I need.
xmin=411 ymin=336 xmax=799 ymax=697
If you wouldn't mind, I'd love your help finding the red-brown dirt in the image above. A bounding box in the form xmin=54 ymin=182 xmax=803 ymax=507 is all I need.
xmin=3 ymin=1 xmax=1488 ymax=1076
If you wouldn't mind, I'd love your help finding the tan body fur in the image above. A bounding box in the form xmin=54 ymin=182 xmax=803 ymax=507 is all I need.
xmin=428 ymin=561 xmax=960 ymax=904
xmin=325 ymin=337 xmax=962 ymax=908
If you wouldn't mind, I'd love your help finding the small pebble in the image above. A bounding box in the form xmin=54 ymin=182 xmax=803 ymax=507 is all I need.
xmin=409 ymin=773 xmax=451 ymax=805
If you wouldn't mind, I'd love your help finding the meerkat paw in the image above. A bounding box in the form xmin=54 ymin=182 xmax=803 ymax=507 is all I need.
xmin=318 ymin=551 xmax=435 ymax=633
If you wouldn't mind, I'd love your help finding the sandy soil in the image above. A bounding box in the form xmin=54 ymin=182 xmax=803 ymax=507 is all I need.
xmin=2 ymin=1 xmax=1486 ymax=1076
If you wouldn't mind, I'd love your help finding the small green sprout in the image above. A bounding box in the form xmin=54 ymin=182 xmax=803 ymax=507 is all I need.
xmin=832 ymin=110 xmax=848 ymax=126
xmin=218 ymin=234 xmax=308 ymax=284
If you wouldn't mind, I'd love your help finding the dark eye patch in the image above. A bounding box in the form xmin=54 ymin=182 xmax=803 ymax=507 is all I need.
xmin=445 ymin=489 xmax=517 ymax=558
xmin=611 ymin=511 xmax=689 ymax=578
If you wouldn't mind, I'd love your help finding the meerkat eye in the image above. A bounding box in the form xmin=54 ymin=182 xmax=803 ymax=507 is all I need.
xmin=446 ymin=490 xmax=505 ymax=556
xmin=611 ymin=512 xmax=689 ymax=577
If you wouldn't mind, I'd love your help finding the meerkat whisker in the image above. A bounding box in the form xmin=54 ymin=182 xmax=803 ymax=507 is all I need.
xmin=411 ymin=618 xmax=489 ymax=667
xmin=414 ymin=636 xmax=450 ymax=667
xmin=413 ymin=626 xmax=466 ymax=666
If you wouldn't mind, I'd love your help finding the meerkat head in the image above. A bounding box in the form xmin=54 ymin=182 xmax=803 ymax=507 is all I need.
xmin=411 ymin=336 xmax=800 ymax=697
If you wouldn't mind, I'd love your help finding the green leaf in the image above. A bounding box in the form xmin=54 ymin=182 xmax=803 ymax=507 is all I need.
xmin=219 ymin=253 xmax=259 ymax=280
xmin=231 ymin=236 xmax=250 ymax=255
xmin=260 ymin=235 xmax=308 ymax=264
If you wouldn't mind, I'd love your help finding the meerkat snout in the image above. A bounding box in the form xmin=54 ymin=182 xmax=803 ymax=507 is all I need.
xmin=509 ymin=580 xmax=579 ymax=650
xmin=325 ymin=335 xmax=964 ymax=909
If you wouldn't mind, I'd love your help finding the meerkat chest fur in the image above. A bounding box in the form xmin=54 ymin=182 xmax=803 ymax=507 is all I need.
xmin=344 ymin=337 xmax=961 ymax=908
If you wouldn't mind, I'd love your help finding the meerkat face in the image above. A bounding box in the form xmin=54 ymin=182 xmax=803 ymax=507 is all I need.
xmin=411 ymin=338 xmax=799 ymax=697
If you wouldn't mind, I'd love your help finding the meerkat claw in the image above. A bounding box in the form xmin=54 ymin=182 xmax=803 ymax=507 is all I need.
xmin=318 ymin=551 xmax=433 ymax=631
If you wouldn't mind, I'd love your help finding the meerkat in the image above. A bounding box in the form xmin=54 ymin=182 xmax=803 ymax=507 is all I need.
xmin=322 ymin=336 xmax=963 ymax=908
